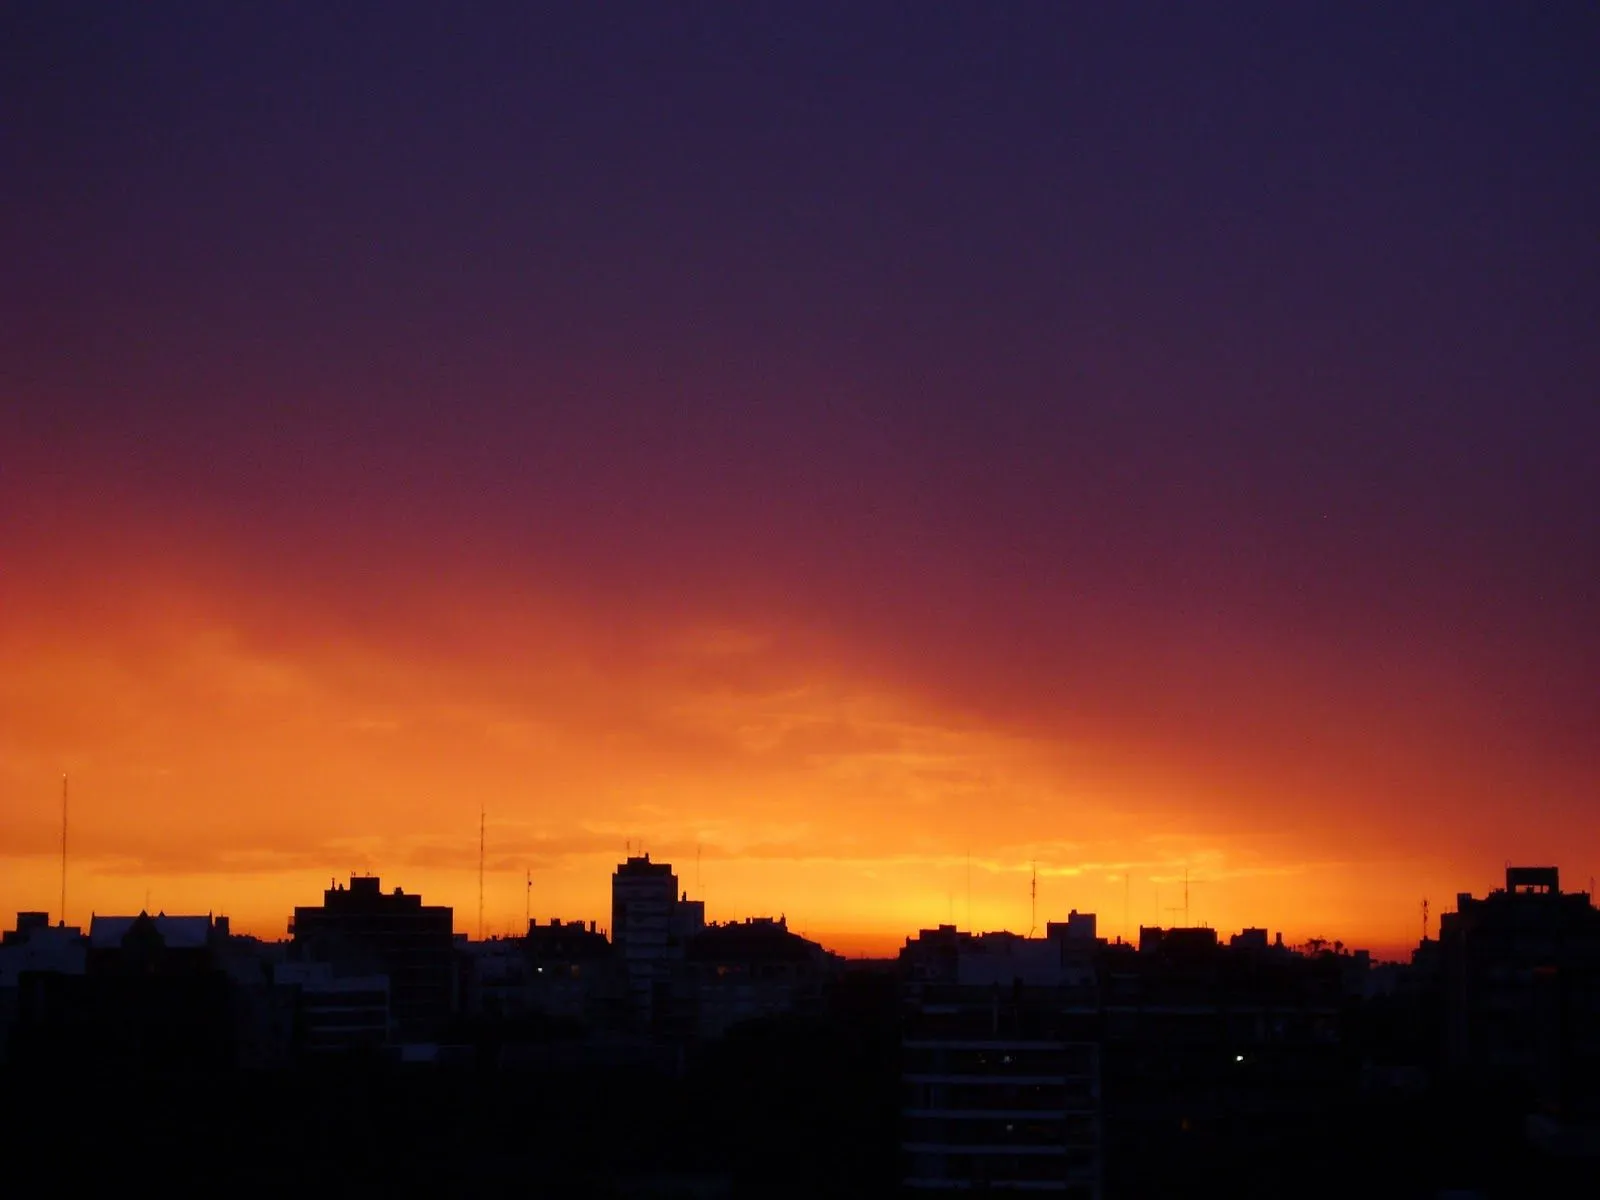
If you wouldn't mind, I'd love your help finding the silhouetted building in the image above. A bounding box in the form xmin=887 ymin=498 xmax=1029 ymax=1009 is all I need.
xmin=291 ymin=876 xmax=455 ymax=1039
xmin=14 ymin=912 xmax=235 ymax=1070
xmin=523 ymin=918 xmax=627 ymax=1026
xmin=465 ymin=921 xmax=621 ymax=1027
xmin=1048 ymin=909 xmax=1098 ymax=944
xmin=0 ymin=912 xmax=85 ymax=978
xmin=685 ymin=916 xmax=838 ymax=1039
xmin=0 ymin=912 xmax=85 ymax=1065
xmin=275 ymin=960 xmax=391 ymax=1054
xmin=900 ymin=925 xmax=1102 ymax=1196
xmin=211 ymin=931 xmax=299 ymax=1068
xmin=527 ymin=917 xmax=610 ymax=962
xmin=1098 ymin=927 xmax=1353 ymax=1194
xmin=1440 ymin=866 xmax=1600 ymax=1117
xmin=88 ymin=912 xmax=225 ymax=968
xmin=611 ymin=855 xmax=704 ymax=1030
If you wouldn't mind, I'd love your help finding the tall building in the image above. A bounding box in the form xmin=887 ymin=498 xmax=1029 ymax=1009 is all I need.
xmin=899 ymin=925 xmax=1102 ymax=1196
xmin=1440 ymin=865 xmax=1600 ymax=1117
xmin=611 ymin=855 xmax=703 ymax=1029
xmin=291 ymin=876 xmax=455 ymax=1040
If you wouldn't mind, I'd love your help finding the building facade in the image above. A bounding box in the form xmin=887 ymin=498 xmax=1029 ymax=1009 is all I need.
xmin=291 ymin=876 xmax=455 ymax=1039
xmin=1440 ymin=866 xmax=1600 ymax=1118
xmin=900 ymin=925 xmax=1102 ymax=1196
xmin=611 ymin=855 xmax=704 ymax=1030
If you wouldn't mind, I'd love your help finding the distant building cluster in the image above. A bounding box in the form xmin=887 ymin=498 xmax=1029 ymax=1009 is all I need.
xmin=3 ymin=861 xmax=1599 ymax=1193
xmin=894 ymin=869 xmax=1600 ymax=1192
xmin=0 ymin=852 xmax=838 ymax=1070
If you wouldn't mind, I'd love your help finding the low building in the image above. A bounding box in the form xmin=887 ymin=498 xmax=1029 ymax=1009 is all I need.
xmin=524 ymin=919 xmax=624 ymax=1026
xmin=1098 ymin=926 xmax=1352 ymax=1195
xmin=1 ymin=912 xmax=86 ymax=982
xmin=0 ymin=912 xmax=86 ymax=1065
xmin=274 ymin=960 xmax=391 ymax=1054
xmin=685 ymin=917 xmax=838 ymax=1039
xmin=15 ymin=911 xmax=236 ymax=1070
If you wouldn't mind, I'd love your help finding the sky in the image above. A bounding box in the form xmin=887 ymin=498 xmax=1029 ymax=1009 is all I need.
xmin=2 ymin=3 xmax=1596 ymax=958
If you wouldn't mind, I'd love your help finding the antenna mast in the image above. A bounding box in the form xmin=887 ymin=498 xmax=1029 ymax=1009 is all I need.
xmin=1029 ymin=860 xmax=1037 ymax=938
xmin=1184 ymin=867 xmax=1190 ymax=928
xmin=60 ymin=774 xmax=68 ymax=927
xmin=1421 ymin=897 xmax=1429 ymax=942
xmin=525 ymin=868 xmax=531 ymax=933
xmin=478 ymin=804 xmax=485 ymax=941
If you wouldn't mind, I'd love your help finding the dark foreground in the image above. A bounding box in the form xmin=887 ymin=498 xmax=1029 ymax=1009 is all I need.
xmin=1 ymin=1033 xmax=1579 ymax=1198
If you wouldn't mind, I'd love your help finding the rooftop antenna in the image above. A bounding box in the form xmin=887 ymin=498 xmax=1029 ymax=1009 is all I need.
xmin=1421 ymin=897 xmax=1429 ymax=942
xmin=525 ymin=868 xmax=531 ymax=933
xmin=1184 ymin=867 xmax=1190 ymax=928
xmin=59 ymin=774 xmax=68 ymax=927
xmin=478 ymin=803 xmax=485 ymax=941
xmin=1029 ymin=860 xmax=1037 ymax=938
xmin=1124 ymin=872 xmax=1131 ymax=941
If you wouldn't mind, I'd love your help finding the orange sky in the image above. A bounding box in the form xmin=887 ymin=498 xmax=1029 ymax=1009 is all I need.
xmin=6 ymin=6 xmax=1598 ymax=967
xmin=3 ymin=499 xmax=1592 ymax=963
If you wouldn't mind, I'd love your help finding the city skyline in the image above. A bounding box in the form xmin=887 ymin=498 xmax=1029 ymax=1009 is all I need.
xmin=10 ymin=825 xmax=1581 ymax=966
xmin=3 ymin=5 xmax=1597 ymax=963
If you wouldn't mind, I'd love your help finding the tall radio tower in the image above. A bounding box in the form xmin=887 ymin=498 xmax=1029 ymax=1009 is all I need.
xmin=60 ymin=774 xmax=68 ymax=927
xmin=1028 ymin=860 xmax=1037 ymax=938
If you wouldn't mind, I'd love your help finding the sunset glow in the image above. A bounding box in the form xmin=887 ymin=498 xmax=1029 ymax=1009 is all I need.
xmin=3 ymin=6 xmax=1595 ymax=963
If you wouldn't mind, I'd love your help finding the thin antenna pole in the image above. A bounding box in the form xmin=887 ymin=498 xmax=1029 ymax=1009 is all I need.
xmin=1029 ymin=860 xmax=1037 ymax=938
xmin=1184 ymin=867 xmax=1190 ymax=928
xmin=478 ymin=804 xmax=485 ymax=941
xmin=525 ymin=868 xmax=531 ymax=933
xmin=1124 ymin=872 xmax=1131 ymax=942
xmin=60 ymin=774 xmax=68 ymax=927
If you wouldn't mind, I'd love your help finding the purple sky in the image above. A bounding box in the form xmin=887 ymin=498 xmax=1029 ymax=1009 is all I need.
xmin=2 ymin=3 xmax=1597 ymax=945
